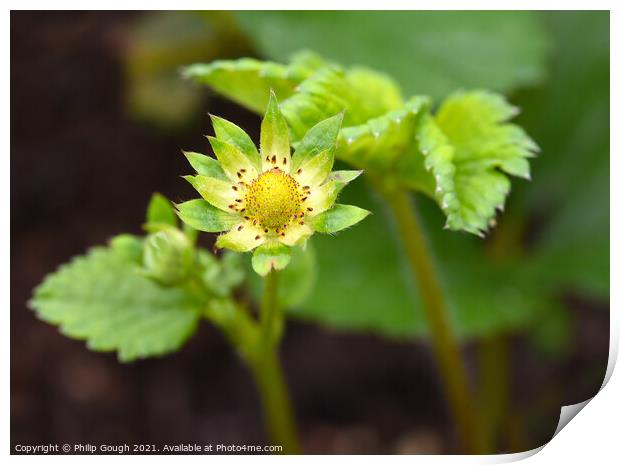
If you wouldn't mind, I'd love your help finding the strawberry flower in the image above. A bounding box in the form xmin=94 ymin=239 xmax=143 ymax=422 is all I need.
xmin=176 ymin=92 xmax=370 ymax=275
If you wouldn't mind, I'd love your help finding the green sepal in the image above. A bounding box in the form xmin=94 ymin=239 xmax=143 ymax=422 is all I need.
xmin=176 ymin=199 xmax=239 ymax=232
xmin=146 ymin=193 xmax=178 ymax=227
xmin=326 ymin=170 xmax=363 ymax=184
xmin=183 ymin=175 xmax=236 ymax=212
xmin=247 ymin=243 xmax=317 ymax=308
xmin=207 ymin=136 xmax=258 ymax=180
xmin=310 ymin=204 xmax=371 ymax=233
xmin=182 ymin=151 xmax=227 ymax=180
xmin=296 ymin=148 xmax=335 ymax=187
xmin=251 ymin=242 xmax=292 ymax=276
xmin=260 ymin=91 xmax=290 ymax=159
xmin=210 ymin=114 xmax=261 ymax=169
xmin=292 ymin=112 xmax=343 ymax=170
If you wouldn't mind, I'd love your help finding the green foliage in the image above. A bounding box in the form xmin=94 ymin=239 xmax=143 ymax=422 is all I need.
xmin=280 ymin=66 xmax=402 ymax=140
xmin=183 ymin=58 xmax=310 ymax=114
xmin=293 ymin=183 xmax=544 ymax=339
xmin=29 ymin=243 xmax=202 ymax=362
xmin=31 ymin=12 xmax=608 ymax=359
xmin=187 ymin=53 xmax=535 ymax=236
xmin=30 ymin=195 xmax=249 ymax=362
xmin=514 ymin=11 xmax=610 ymax=300
xmin=233 ymin=11 xmax=549 ymax=99
xmin=336 ymin=96 xmax=431 ymax=192
xmin=426 ymin=91 xmax=538 ymax=236
xmin=298 ymin=12 xmax=609 ymax=348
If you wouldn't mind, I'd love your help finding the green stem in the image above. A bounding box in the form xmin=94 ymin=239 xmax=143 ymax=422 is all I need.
xmin=383 ymin=188 xmax=484 ymax=454
xmin=261 ymin=270 xmax=280 ymax=346
xmin=249 ymin=271 xmax=299 ymax=454
xmin=477 ymin=334 xmax=509 ymax=453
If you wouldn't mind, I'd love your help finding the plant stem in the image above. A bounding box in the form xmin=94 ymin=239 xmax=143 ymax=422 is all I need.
xmin=249 ymin=271 xmax=299 ymax=454
xmin=477 ymin=334 xmax=509 ymax=453
xmin=383 ymin=188 xmax=484 ymax=454
xmin=261 ymin=270 xmax=280 ymax=345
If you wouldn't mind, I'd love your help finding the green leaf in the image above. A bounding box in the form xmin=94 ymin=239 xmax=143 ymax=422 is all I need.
xmin=260 ymin=91 xmax=290 ymax=160
xmin=513 ymin=11 xmax=610 ymax=299
xmin=311 ymin=203 xmax=370 ymax=233
xmin=421 ymin=91 xmax=538 ymax=235
xmin=183 ymin=151 xmax=227 ymax=180
xmin=336 ymin=96 xmax=431 ymax=183
xmin=176 ymin=199 xmax=239 ymax=232
xmin=292 ymin=113 xmax=343 ymax=171
xmin=183 ymin=58 xmax=311 ymax=114
xmin=29 ymin=245 xmax=202 ymax=362
xmin=146 ymin=193 xmax=178 ymax=227
xmin=210 ymin=114 xmax=261 ymax=169
xmin=294 ymin=182 xmax=543 ymax=339
xmin=251 ymin=243 xmax=292 ymax=276
xmin=528 ymin=300 xmax=572 ymax=357
xmin=281 ymin=66 xmax=401 ymax=141
xmin=235 ymin=11 xmax=549 ymax=99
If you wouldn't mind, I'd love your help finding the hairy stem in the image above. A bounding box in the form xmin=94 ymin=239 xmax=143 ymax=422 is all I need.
xmin=383 ymin=188 xmax=484 ymax=453
xmin=249 ymin=271 xmax=299 ymax=454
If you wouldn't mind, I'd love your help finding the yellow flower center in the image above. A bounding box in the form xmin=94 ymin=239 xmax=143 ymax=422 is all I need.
xmin=245 ymin=168 xmax=301 ymax=229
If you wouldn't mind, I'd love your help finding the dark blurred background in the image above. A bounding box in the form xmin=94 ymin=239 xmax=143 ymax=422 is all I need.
xmin=11 ymin=11 xmax=609 ymax=454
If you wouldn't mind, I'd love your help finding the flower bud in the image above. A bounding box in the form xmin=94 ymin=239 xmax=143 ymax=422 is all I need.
xmin=143 ymin=228 xmax=194 ymax=285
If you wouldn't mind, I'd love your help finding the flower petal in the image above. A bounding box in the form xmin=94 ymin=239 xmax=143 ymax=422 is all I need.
xmin=305 ymin=182 xmax=344 ymax=215
xmin=184 ymin=175 xmax=240 ymax=213
xmin=326 ymin=170 xmax=364 ymax=184
xmin=292 ymin=113 xmax=343 ymax=171
xmin=210 ymin=114 xmax=261 ymax=170
xmin=309 ymin=204 xmax=370 ymax=233
xmin=183 ymin=151 xmax=228 ymax=180
xmin=278 ymin=223 xmax=312 ymax=246
xmin=293 ymin=148 xmax=334 ymax=187
xmin=260 ymin=91 xmax=291 ymax=172
xmin=176 ymin=199 xmax=239 ymax=232
xmin=251 ymin=242 xmax=291 ymax=276
xmin=305 ymin=170 xmax=363 ymax=215
xmin=208 ymin=136 xmax=258 ymax=182
xmin=216 ymin=221 xmax=265 ymax=252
